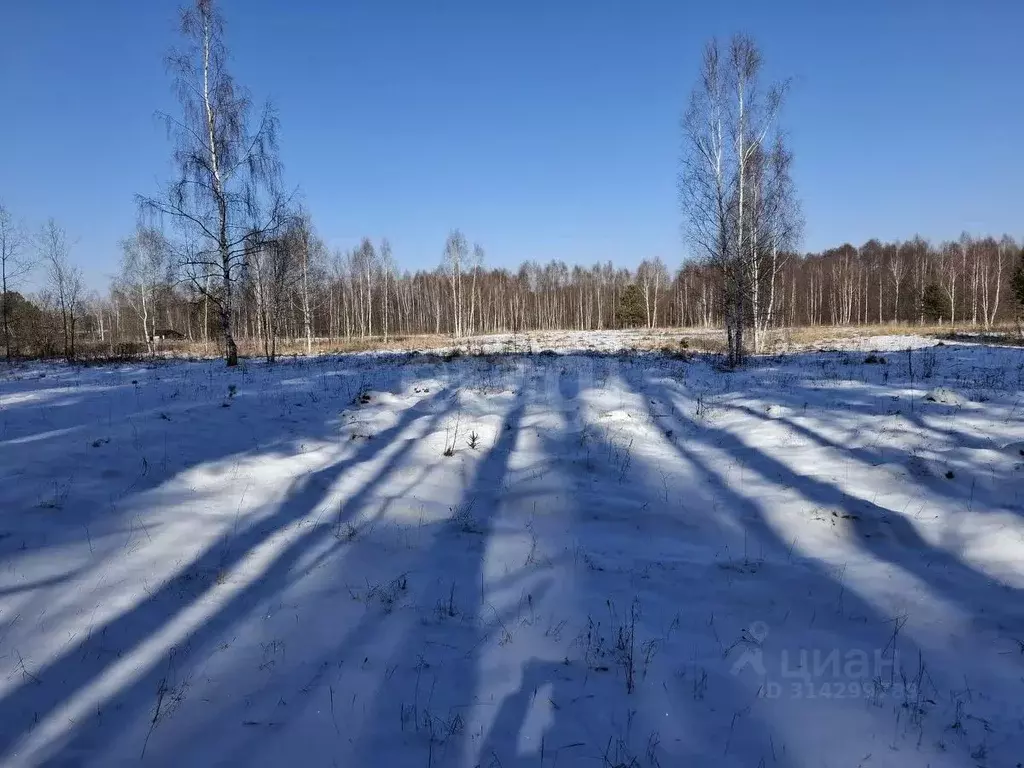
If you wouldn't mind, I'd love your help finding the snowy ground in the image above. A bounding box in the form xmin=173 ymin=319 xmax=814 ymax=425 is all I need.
xmin=441 ymin=328 xmax=715 ymax=355
xmin=1 ymin=336 xmax=1022 ymax=767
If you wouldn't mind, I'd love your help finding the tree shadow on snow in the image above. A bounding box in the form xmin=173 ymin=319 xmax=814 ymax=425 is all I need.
xmin=1 ymin=349 xmax=1022 ymax=766
xmin=0 ymin=377 xmax=456 ymax=765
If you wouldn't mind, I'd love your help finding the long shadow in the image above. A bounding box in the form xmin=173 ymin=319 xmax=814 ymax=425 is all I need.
xmin=341 ymin=393 xmax=532 ymax=766
xmin=454 ymin=353 xmax=1023 ymax=766
xmin=470 ymin=359 xmax=587 ymax=767
xmin=0 ymin=386 xmax=454 ymax=764
xmin=741 ymin=346 xmax=1022 ymax=451
xmin=651 ymin=375 xmax=1024 ymax=630
xmin=460 ymin=357 xmax=597 ymax=767
xmin=726 ymin=399 xmax=1021 ymax=522
xmin=645 ymin=372 xmax=1024 ymax=656
xmin=469 ymin=358 xmax=785 ymax=765
xmin=674 ymin=347 xmax=1022 ymax=530
xmin=635 ymin=372 xmax=999 ymax=763
xmin=0 ymin=355 xmax=427 ymax=563
xmin=109 ymin=387 xmax=532 ymax=766
xmin=5 ymin=348 xmax=1022 ymax=765
xmin=0 ymin=353 xmax=444 ymax=679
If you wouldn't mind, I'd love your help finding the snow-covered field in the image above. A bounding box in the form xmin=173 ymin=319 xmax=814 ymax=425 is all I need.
xmin=1 ymin=335 xmax=1022 ymax=767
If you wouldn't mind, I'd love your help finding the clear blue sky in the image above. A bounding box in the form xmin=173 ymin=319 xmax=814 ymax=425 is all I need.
xmin=1 ymin=0 xmax=1021 ymax=290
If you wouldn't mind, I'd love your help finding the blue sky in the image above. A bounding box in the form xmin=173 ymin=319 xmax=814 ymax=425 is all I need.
xmin=1 ymin=0 xmax=1021 ymax=290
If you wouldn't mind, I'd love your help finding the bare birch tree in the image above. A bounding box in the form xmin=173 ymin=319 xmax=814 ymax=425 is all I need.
xmin=119 ymin=226 xmax=170 ymax=355
xmin=468 ymin=243 xmax=484 ymax=336
xmin=940 ymin=241 xmax=961 ymax=328
xmin=443 ymin=229 xmax=467 ymax=337
xmin=282 ymin=214 xmax=322 ymax=354
xmin=39 ymin=220 xmax=83 ymax=362
xmin=681 ymin=35 xmax=790 ymax=363
xmin=746 ymin=135 xmax=800 ymax=350
xmin=247 ymin=232 xmax=295 ymax=361
xmin=380 ymin=238 xmax=394 ymax=342
xmin=141 ymin=0 xmax=286 ymax=366
xmin=887 ymin=241 xmax=906 ymax=323
xmin=681 ymin=40 xmax=735 ymax=358
xmin=349 ymin=238 xmax=377 ymax=338
xmin=988 ymin=235 xmax=1012 ymax=328
xmin=637 ymin=258 xmax=669 ymax=328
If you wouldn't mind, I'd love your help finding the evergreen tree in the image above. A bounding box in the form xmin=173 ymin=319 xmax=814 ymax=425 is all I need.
xmin=920 ymin=282 xmax=946 ymax=322
xmin=616 ymin=284 xmax=646 ymax=328
xmin=1012 ymin=248 xmax=1024 ymax=313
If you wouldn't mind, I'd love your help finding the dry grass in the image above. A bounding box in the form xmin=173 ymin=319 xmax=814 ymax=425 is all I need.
xmin=56 ymin=321 xmax=1024 ymax=365
xmin=239 ymin=335 xmax=456 ymax=357
xmin=72 ymin=334 xmax=458 ymax=362
xmin=139 ymin=330 xmax=720 ymax=360
xmin=763 ymin=322 xmax=1023 ymax=352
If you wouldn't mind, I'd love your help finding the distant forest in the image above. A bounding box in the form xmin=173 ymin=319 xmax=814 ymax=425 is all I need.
xmin=2 ymin=217 xmax=1020 ymax=362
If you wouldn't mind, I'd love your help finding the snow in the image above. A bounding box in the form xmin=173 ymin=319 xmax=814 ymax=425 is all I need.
xmin=397 ymin=329 xmax=701 ymax=357
xmin=924 ymin=387 xmax=965 ymax=406
xmin=0 ymin=336 xmax=1022 ymax=766
xmin=782 ymin=333 xmax=942 ymax=353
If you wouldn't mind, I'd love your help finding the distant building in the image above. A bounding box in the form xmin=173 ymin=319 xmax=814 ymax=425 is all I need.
xmin=151 ymin=329 xmax=187 ymax=342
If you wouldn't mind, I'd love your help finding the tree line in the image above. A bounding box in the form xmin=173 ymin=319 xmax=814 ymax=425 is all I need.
xmin=3 ymin=203 xmax=1021 ymax=363
xmin=1 ymin=4 xmax=1022 ymax=364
